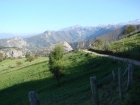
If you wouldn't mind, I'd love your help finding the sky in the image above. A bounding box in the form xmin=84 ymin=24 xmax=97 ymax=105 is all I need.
xmin=0 ymin=0 xmax=140 ymax=36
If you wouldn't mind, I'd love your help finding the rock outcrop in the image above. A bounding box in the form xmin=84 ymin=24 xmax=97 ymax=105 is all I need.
xmin=0 ymin=47 xmax=30 ymax=58
xmin=32 ymin=41 xmax=73 ymax=56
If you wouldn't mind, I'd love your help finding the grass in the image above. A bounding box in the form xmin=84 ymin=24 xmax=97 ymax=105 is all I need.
xmin=89 ymin=32 xmax=140 ymax=61
xmin=0 ymin=51 xmax=140 ymax=105
xmin=0 ymin=57 xmax=47 ymax=74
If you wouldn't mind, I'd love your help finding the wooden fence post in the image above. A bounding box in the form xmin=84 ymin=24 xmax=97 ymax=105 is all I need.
xmin=112 ymin=70 xmax=115 ymax=81
xmin=118 ymin=67 xmax=123 ymax=100
xmin=90 ymin=76 xmax=99 ymax=105
xmin=131 ymin=62 xmax=134 ymax=83
xmin=123 ymin=67 xmax=128 ymax=77
xmin=19 ymin=98 xmax=22 ymax=105
xmin=28 ymin=91 xmax=40 ymax=105
xmin=50 ymin=90 xmax=53 ymax=100
xmin=126 ymin=64 xmax=131 ymax=90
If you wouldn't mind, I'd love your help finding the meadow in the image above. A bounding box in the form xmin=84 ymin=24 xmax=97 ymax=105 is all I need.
xmin=0 ymin=51 xmax=140 ymax=105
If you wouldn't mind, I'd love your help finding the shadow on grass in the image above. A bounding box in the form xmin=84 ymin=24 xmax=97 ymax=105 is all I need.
xmin=0 ymin=52 xmax=122 ymax=105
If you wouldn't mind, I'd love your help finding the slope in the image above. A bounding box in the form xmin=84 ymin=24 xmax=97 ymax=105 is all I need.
xmin=0 ymin=51 xmax=140 ymax=105
xmin=89 ymin=32 xmax=140 ymax=61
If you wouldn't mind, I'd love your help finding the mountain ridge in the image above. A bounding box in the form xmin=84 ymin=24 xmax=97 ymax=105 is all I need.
xmin=0 ymin=19 xmax=140 ymax=50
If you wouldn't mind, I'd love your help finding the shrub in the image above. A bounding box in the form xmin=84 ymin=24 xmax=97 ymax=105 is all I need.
xmin=94 ymin=39 xmax=103 ymax=47
xmin=16 ymin=61 xmax=22 ymax=66
xmin=0 ymin=58 xmax=3 ymax=62
xmin=27 ymin=56 xmax=34 ymax=62
xmin=0 ymin=53 xmax=3 ymax=62
xmin=18 ymin=56 xmax=22 ymax=59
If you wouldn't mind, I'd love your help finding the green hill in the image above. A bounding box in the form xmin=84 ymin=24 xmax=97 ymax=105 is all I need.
xmin=89 ymin=32 xmax=140 ymax=61
xmin=0 ymin=51 xmax=140 ymax=105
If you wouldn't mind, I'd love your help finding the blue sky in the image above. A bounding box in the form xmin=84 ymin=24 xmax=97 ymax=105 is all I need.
xmin=0 ymin=0 xmax=140 ymax=36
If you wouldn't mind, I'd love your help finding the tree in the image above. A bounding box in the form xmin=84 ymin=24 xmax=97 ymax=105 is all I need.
xmin=49 ymin=45 xmax=64 ymax=86
xmin=94 ymin=39 xmax=103 ymax=47
xmin=123 ymin=25 xmax=135 ymax=35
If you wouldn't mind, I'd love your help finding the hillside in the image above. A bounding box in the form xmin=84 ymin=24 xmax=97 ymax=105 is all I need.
xmin=89 ymin=32 xmax=140 ymax=61
xmin=70 ymin=25 xmax=140 ymax=50
xmin=70 ymin=26 xmax=125 ymax=50
xmin=0 ymin=51 xmax=140 ymax=105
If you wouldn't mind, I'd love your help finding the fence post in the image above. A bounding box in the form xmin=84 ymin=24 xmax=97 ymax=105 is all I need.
xmin=90 ymin=76 xmax=99 ymax=105
xmin=123 ymin=67 xmax=128 ymax=77
xmin=118 ymin=67 xmax=123 ymax=100
xmin=126 ymin=64 xmax=131 ymax=90
xmin=19 ymin=98 xmax=22 ymax=105
xmin=131 ymin=62 xmax=134 ymax=83
xmin=67 ymin=86 xmax=71 ymax=95
xmin=50 ymin=90 xmax=53 ymax=100
xmin=112 ymin=70 xmax=115 ymax=81
xmin=28 ymin=91 xmax=40 ymax=105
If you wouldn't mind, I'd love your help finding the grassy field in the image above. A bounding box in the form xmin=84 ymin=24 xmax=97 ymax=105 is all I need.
xmin=89 ymin=32 xmax=140 ymax=61
xmin=0 ymin=57 xmax=47 ymax=75
xmin=0 ymin=51 xmax=140 ymax=105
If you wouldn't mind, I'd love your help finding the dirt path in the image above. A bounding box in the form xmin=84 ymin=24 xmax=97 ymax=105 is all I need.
xmin=83 ymin=50 xmax=140 ymax=66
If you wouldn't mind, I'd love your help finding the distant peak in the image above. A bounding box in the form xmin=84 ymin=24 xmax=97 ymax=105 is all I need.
xmin=98 ymin=23 xmax=119 ymax=27
xmin=72 ymin=24 xmax=82 ymax=27
xmin=44 ymin=30 xmax=51 ymax=33
xmin=59 ymin=25 xmax=83 ymax=31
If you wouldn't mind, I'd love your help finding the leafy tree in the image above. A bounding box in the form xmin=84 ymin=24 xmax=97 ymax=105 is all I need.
xmin=49 ymin=45 xmax=64 ymax=86
xmin=123 ymin=25 xmax=135 ymax=35
xmin=94 ymin=39 xmax=103 ymax=47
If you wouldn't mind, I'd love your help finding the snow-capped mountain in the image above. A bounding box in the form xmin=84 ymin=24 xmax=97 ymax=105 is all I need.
xmin=100 ymin=19 xmax=140 ymax=26
xmin=0 ymin=19 xmax=140 ymax=50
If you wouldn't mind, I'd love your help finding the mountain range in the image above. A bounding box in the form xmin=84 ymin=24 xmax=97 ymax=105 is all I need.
xmin=0 ymin=19 xmax=140 ymax=51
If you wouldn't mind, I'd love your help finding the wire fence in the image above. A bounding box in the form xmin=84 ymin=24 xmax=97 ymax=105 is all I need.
xmin=40 ymin=65 xmax=129 ymax=105
xmin=39 ymin=59 xmax=132 ymax=105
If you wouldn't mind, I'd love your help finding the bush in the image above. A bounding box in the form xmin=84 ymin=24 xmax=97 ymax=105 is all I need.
xmin=94 ymin=39 xmax=103 ymax=47
xmin=18 ymin=56 xmax=22 ymax=59
xmin=0 ymin=53 xmax=3 ymax=62
xmin=35 ymin=54 xmax=39 ymax=58
xmin=0 ymin=58 xmax=3 ymax=62
xmin=26 ymin=56 xmax=34 ymax=62
xmin=16 ymin=61 xmax=22 ymax=66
